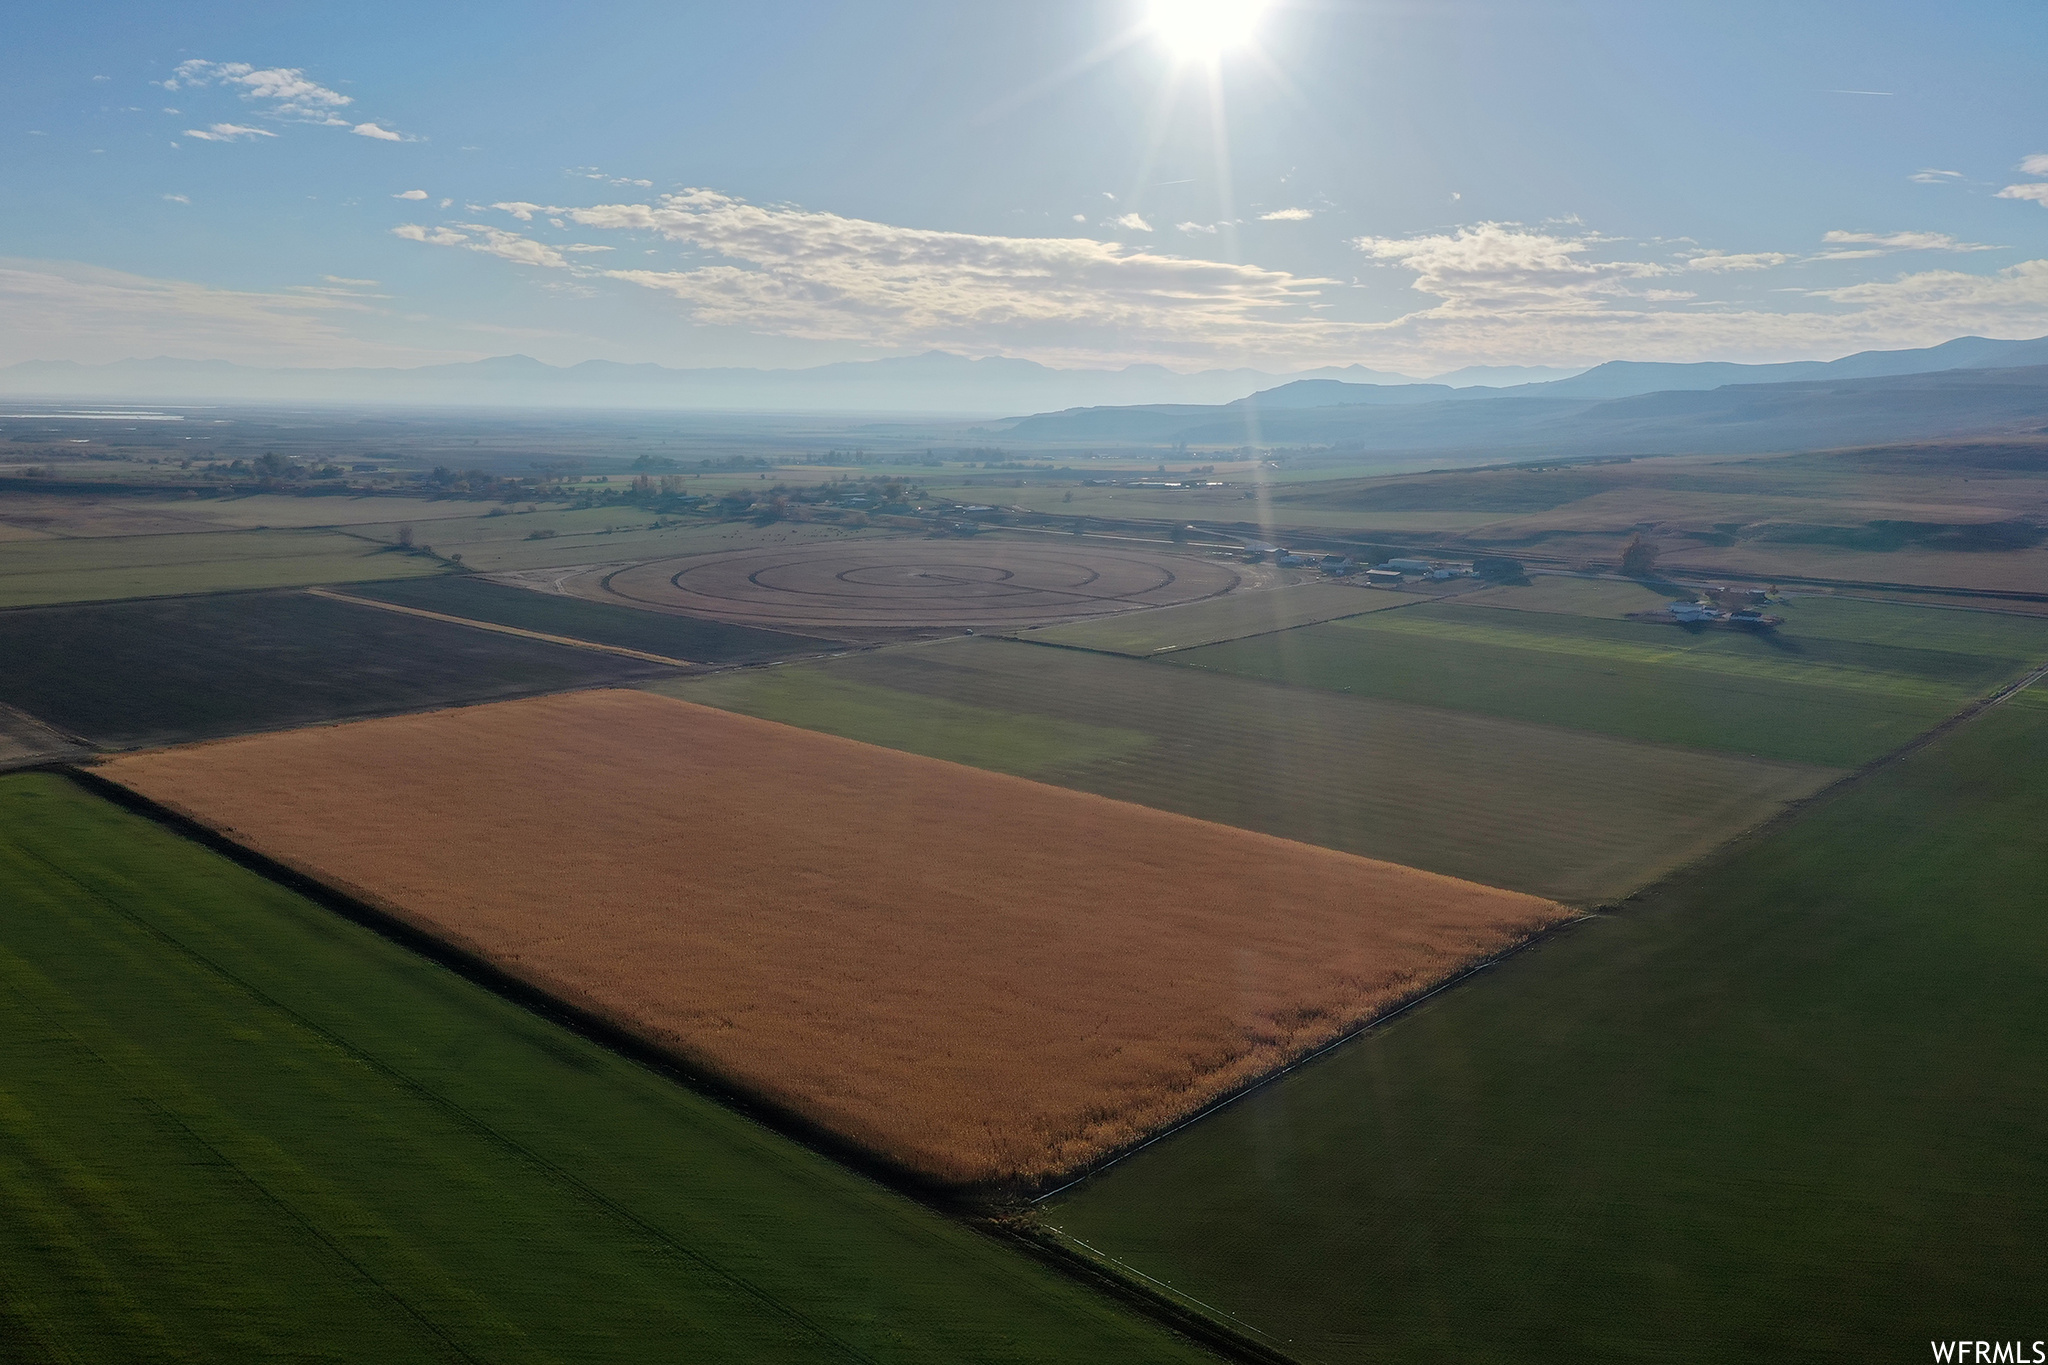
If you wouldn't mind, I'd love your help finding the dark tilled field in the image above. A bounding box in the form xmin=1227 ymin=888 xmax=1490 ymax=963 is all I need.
xmin=0 ymin=590 xmax=672 ymax=748
xmin=350 ymin=574 xmax=825 ymax=663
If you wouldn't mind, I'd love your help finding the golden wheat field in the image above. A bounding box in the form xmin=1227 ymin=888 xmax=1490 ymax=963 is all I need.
xmin=101 ymin=689 xmax=1566 ymax=1187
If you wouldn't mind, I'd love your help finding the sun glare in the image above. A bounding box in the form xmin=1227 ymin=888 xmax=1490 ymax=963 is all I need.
xmin=1147 ymin=0 xmax=1274 ymax=62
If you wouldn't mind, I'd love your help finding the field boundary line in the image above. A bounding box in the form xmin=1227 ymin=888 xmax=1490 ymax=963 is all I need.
xmin=306 ymin=586 xmax=695 ymax=667
xmin=57 ymin=765 xmax=1291 ymax=1365
xmin=28 ymin=776 xmax=884 ymax=1365
xmin=1599 ymin=653 xmax=2048 ymax=914
xmin=1029 ymin=911 xmax=1598 ymax=1205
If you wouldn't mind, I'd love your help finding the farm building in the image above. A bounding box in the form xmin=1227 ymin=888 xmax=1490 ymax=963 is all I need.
xmin=1365 ymin=568 xmax=1405 ymax=586
xmin=1669 ymin=601 xmax=1721 ymax=622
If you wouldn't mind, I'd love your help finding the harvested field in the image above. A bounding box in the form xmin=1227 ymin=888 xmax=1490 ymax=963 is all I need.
xmin=100 ymin=689 xmax=1566 ymax=1188
xmin=1015 ymin=579 xmax=1406 ymax=655
xmin=0 ymin=590 xmax=671 ymax=748
xmin=664 ymin=638 xmax=1838 ymax=902
xmin=585 ymin=536 xmax=1245 ymax=629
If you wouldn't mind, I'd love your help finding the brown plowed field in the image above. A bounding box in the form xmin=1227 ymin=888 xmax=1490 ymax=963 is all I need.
xmin=100 ymin=689 xmax=1565 ymax=1188
xmin=586 ymin=537 xmax=1245 ymax=628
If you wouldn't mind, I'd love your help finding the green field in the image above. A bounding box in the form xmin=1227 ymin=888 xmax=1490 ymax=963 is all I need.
xmin=1172 ymin=597 xmax=2048 ymax=767
xmin=1016 ymin=581 xmax=1405 ymax=655
xmin=0 ymin=772 xmax=1215 ymax=1363
xmin=0 ymin=529 xmax=447 ymax=608
xmin=1046 ymin=684 xmax=2048 ymax=1363
xmin=662 ymin=638 xmax=1832 ymax=901
xmin=348 ymin=574 xmax=823 ymax=663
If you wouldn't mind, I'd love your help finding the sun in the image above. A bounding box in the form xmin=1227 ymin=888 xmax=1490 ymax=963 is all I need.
xmin=1147 ymin=0 xmax=1274 ymax=62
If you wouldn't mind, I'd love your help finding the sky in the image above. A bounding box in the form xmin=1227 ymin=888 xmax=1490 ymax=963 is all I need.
xmin=5 ymin=0 xmax=2048 ymax=377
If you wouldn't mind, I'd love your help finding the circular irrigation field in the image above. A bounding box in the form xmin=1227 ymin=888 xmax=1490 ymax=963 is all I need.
xmin=592 ymin=538 xmax=1246 ymax=629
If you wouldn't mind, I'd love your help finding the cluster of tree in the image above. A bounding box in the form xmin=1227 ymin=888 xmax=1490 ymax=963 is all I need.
xmin=629 ymin=453 xmax=774 ymax=473
xmin=1473 ymin=555 xmax=1530 ymax=584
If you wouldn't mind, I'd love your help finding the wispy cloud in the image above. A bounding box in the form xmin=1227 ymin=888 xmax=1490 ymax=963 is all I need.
xmin=166 ymin=59 xmax=413 ymax=142
xmin=1110 ymin=212 xmax=1153 ymax=232
xmin=1258 ymin=207 xmax=1314 ymax=221
xmin=184 ymin=123 xmax=276 ymax=143
xmin=162 ymin=193 xmax=190 ymax=205
xmin=1352 ymin=222 xmax=1674 ymax=313
xmin=1989 ymin=154 xmax=2048 ymax=208
xmin=393 ymin=189 xmax=429 ymax=200
xmin=1819 ymin=230 xmax=2000 ymax=254
xmin=0 ymin=257 xmax=445 ymax=366
xmin=1683 ymin=250 xmax=1790 ymax=272
xmin=393 ymin=222 xmax=569 ymax=269
xmin=1910 ymin=168 xmax=1964 ymax=184
xmin=1177 ymin=221 xmax=1220 ymax=234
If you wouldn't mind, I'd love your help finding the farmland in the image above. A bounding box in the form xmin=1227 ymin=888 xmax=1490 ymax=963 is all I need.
xmin=0 ymin=771 xmax=1216 ymax=1363
xmin=99 ymin=688 xmax=1566 ymax=1188
xmin=346 ymin=574 xmax=824 ymax=663
xmin=0 ymin=590 xmax=669 ymax=748
xmin=1015 ymin=580 xmax=1404 ymax=655
xmin=0 ymin=527 xmax=446 ymax=608
xmin=661 ymin=638 xmax=1834 ymax=902
xmin=1046 ymin=684 xmax=2048 ymax=1363
xmin=1173 ymin=596 xmax=2048 ymax=767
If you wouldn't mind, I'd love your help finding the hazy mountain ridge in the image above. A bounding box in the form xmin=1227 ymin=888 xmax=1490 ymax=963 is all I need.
xmin=0 ymin=350 xmax=1426 ymax=414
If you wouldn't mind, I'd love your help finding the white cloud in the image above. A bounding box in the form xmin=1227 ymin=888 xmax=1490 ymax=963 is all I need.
xmin=353 ymin=122 xmax=405 ymax=142
xmin=1177 ymin=221 xmax=1219 ymax=234
xmin=562 ymin=244 xmax=613 ymax=253
xmin=439 ymin=198 xmax=452 ymax=208
xmin=183 ymin=123 xmax=276 ymax=142
xmin=2021 ymin=153 xmax=2048 ymax=176
xmin=482 ymin=189 xmax=1341 ymax=365
xmin=162 ymin=193 xmax=190 ymax=205
xmin=1110 ymin=212 xmax=1154 ymax=232
xmin=0 ymin=257 xmax=446 ymax=366
xmin=393 ymin=189 xmax=428 ymax=200
xmin=322 ymin=275 xmax=378 ymax=286
xmin=1259 ymin=207 xmax=1314 ymax=221
xmin=491 ymin=201 xmax=546 ymax=221
xmin=393 ymin=222 xmax=569 ymax=269
xmin=166 ymin=59 xmax=353 ymax=125
xmin=1997 ymin=183 xmax=2048 ymax=208
xmin=1910 ymin=168 xmax=1964 ymax=184
xmin=1820 ymin=230 xmax=2000 ymax=253
xmin=1353 ymin=222 xmax=1674 ymax=313
xmin=1684 ymin=251 xmax=1790 ymax=272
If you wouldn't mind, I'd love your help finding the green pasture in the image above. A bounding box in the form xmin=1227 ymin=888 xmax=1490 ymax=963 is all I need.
xmin=1048 ymin=685 xmax=2048 ymax=1363
xmin=666 ymin=639 xmax=1831 ymax=902
xmin=655 ymin=668 xmax=1153 ymax=777
xmin=1173 ymin=598 xmax=2048 ymax=767
xmin=399 ymin=509 xmax=887 ymax=573
xmin=350 ymin=575 xmax=821 ymax=663
xmin=0 ymin=773 xmax=1214 ymax=1364
xmin=1017 ymin=581 xmax=1405 ymax=656
xmin=0 ymin=528 xmax=445 ymax=608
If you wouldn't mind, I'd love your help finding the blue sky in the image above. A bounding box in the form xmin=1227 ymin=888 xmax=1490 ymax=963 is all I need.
xmin=6 ymin=0 xmax=2048 ymax=374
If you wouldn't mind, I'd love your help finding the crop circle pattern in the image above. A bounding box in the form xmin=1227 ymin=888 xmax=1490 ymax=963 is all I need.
xmin=595 ymin=538 xmax=1245 ymax=628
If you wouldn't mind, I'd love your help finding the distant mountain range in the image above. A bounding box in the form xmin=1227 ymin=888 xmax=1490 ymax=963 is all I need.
xmin=0 ymin=351 xmax=1444 ymax=414
xmin=995 ymin=335 xmax=2048 ymax=459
